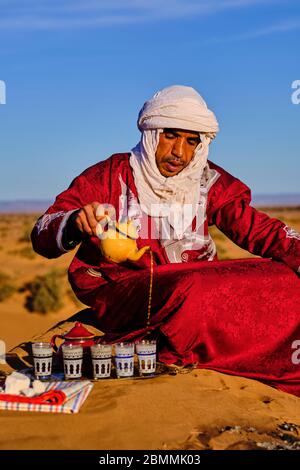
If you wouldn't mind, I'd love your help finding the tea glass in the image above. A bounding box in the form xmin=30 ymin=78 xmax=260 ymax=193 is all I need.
xmin=114 ymin=342 xmax=134 ymax=378
xmin=91 ymin=343 xmax=112 ymax=379
xmin=31 ymin=342 xmax=53 ymax=381
xmin=135 ymin=340 xmax=157 ymax=376
xmin=62 ymin=344 xmax=83 ymax=380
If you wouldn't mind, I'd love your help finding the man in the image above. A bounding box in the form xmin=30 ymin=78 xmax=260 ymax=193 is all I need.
xmin=31 ymin=85 xmax=300 ymax=395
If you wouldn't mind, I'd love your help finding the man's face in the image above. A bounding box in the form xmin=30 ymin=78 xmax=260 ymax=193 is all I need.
xmin=155 ymin=128 xmax=201 ymax=177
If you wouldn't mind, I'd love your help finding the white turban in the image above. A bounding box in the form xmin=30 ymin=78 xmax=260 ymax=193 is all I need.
xmin=130 ymin=85 xmax=219 ymax=239
xmin=137 ymin=84 xmax=219 ymax=137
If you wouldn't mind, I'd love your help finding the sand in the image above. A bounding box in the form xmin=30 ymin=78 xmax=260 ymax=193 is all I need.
xmin=0 ymin=314 xmax=299 ymax=450
xmin=1 ymin=363 xmax=300 ymax=449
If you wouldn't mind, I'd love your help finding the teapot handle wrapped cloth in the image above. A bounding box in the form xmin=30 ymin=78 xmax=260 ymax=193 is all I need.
xmin=50 ymin=334 xmax=64 ymax=353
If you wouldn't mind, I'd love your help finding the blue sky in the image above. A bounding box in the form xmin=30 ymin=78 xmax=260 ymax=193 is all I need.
xmin=0 ymin=0 xmax=299 ymax=200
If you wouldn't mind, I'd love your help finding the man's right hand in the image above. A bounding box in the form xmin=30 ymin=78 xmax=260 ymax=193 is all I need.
xmin=62 ymin=202 xmax=112 ymax=250
xmin=74 ymin=201 xmax=105 ymax=236
xmin=73 ymin=201 xmax=107 ymax=237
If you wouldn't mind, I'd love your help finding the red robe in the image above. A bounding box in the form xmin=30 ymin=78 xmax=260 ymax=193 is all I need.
xmin=31 ymin=153 xmax=300 ymax=396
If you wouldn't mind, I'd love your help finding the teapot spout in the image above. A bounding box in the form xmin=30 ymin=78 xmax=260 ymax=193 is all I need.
xmin=127 ymin=246 xmax=151 ymax=261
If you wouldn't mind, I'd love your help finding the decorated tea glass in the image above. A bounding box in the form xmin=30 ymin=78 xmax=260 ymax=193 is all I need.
xmin=135 ymin=340 xmax=156 ymax=376
xmin=31 ymin=342 xmax=53 ymax=381
xmin=91 ymin=343 xmax=112 ymax=379
xmin=114 ymin=342 xmax=134 ymax=378
xmin=62 ymin=344 xmax=83 ymax=380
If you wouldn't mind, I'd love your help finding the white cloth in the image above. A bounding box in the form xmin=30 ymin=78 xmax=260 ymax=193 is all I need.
xmin=129 ymin=85 xmax=219 ymax=239
xmin=137 ymin=84 xmax=219 ymax=137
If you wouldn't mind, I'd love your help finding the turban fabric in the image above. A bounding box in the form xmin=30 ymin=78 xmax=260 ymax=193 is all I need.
xmin=137 ymin=84 xmax=219 ymax=138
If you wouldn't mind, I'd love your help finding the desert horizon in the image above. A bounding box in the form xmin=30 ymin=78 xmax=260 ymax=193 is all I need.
xmin=1 ymin=193 xmax=300 ymax=214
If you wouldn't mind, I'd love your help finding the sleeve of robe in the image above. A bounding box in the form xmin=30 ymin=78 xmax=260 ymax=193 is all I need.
xmin=31 ymin=168 xmax=99 ymax=259
xmin=207 ymin=169 xmax=300 ymax=274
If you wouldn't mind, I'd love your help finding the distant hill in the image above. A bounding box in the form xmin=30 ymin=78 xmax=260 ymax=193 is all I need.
xmin=251 ymin=193 xmax=300 ymax=207
xmin=1 ymin=194 xmax=300 ymax=213
xmin=0 ymin=200 xmax=51 ymax=213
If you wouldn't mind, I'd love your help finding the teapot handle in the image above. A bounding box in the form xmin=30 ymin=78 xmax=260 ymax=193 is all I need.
xmin=50 ymin=334 xmax=64 ymax=353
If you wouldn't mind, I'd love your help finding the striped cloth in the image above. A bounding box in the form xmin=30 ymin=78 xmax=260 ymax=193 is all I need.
xmin=0 ymin=380 xmax=93 ymax=414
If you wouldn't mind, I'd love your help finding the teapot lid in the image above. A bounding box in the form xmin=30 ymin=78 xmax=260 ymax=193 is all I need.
xmin=116 ymin=219 xmax=138 ymax=240
xmin=63 ymin=322 xmax=95 ymax=339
